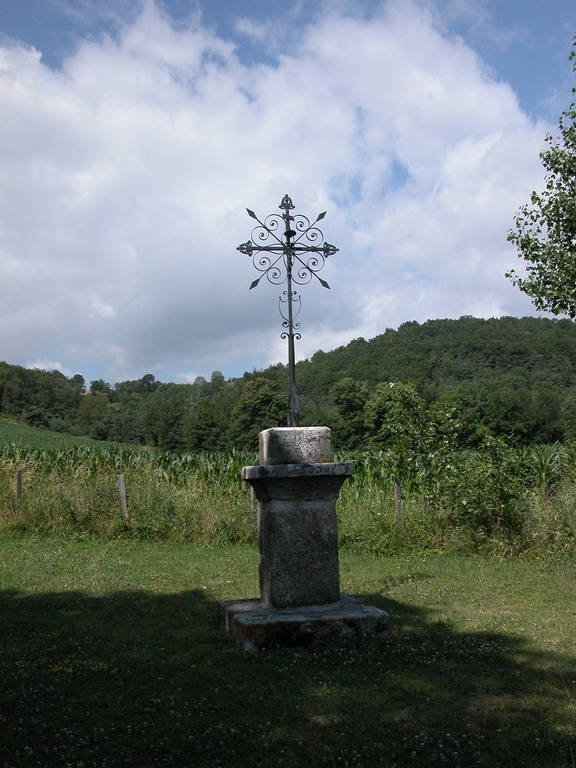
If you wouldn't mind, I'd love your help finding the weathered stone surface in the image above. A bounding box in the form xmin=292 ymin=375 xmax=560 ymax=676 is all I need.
xmin=259 ymin=427 xmax=331 ymax=465
xmin=242 ymin=463 xmax=354 ymax=482
xmin=221 ymin=426 xmax=391 ymax=650
xmin=219 ymin=595 xmax=390 ymax=652
xmin=243 ymin=462 xmax=353 ymax=609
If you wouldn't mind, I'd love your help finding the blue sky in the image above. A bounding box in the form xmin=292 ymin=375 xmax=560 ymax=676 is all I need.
xmin=0 ymin=1 xmax=574 ymax=384
xmin=2 ymin=1 xmax=575 ymax=119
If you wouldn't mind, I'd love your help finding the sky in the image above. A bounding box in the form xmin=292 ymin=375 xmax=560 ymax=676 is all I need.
xmin=0 ymin=0 xmax=575 ymax=385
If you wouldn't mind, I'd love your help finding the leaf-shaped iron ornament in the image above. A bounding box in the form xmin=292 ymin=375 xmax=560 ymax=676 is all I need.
xmin=237 ymin=195 xmax=339 ymax=426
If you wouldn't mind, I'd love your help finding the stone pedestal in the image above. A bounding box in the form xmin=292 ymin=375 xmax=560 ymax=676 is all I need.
xmin=244 ymin=461 xmax=352 ymax=609
xmin=220 ymin=427 xmax=389 ymax=650
xmin=219 ymin=594 xmax=390 ymax=653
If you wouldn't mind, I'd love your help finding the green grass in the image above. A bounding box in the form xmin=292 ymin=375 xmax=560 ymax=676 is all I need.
xmin=0 ymin=416 xmax=96 ymax=449
xmin=1 ymin=535 xmax=575 ymax=767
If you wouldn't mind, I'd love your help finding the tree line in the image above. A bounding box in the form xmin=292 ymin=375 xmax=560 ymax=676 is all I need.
xmin=2 ymin=315 xmax=576 ymax=452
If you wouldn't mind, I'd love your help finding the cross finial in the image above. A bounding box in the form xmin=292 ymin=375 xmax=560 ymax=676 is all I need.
xmin=279 ymin=194 xmax=294 ymax=211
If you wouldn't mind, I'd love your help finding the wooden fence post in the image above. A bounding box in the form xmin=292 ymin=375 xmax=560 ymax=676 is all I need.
xmin=15 ymin=470 xmax=22 ymax=514
xmin=394 ymin=476 xmax=403 ymax=525
xmin=117 ymin=474 xmax=129 ymax=523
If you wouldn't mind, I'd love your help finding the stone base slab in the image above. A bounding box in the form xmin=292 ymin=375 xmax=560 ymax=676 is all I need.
xmin=219 ymin=594 xmax=390 ymax=652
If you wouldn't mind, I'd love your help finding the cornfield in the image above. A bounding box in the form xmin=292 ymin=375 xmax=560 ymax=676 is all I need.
xmin=1 ymin=440 xmax=576 ymax=557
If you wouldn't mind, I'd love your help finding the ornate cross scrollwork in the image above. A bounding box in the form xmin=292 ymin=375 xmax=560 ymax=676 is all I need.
xmin=237 ymin=195 xmax=339 ymax=427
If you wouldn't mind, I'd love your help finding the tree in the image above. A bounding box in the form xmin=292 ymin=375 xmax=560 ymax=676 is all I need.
xmin=144 ymin=384 xmax=191 ymax=449
xmin=70 ymin=374 xmax=86 ymax=394
xmin=183 ymin=394 xmax=233 ymax=451
xmin=227 ymin=375 xmax=284 ymax=450
xmin=115 ymin=374 xmax=160 ymax=396
xmin=507 ymin=39 xmax=576 ymax=316
xmin=76 ymin=391 xmax=109 ymax=429
xmin=90 ymin=379 xmax=113 ymax=397
xmin=329 ymin=378 xmax=369 ymax=449
xmin=364 ymin=381 xmax=428 ymax=453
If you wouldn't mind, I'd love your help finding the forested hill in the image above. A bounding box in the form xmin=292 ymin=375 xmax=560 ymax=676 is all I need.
xmin=297 ymin=316 xmax=576 ymax=395
xmin=2 ymin=316 xmax=576 ymax=451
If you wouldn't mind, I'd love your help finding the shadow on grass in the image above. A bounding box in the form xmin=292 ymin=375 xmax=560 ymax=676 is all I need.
xmin=1 ymin=587 xmax=575 ymax=768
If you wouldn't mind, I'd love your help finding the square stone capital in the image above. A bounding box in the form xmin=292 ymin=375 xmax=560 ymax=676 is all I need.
xmin=259 ymin=426 xmax=331 ymax=465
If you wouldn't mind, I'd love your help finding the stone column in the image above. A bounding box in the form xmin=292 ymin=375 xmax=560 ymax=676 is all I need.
xmin=245 ymin=427 xmax=352 ymax=609
xmin=220 ymin=426 xmax=389 ymax=651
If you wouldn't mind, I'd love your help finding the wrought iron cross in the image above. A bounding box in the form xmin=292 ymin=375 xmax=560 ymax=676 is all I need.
xmin=237 ymin=194 xmax=338 ymax=427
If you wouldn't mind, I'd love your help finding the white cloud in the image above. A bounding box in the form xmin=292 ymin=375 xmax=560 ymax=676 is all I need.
xmin=91 ymin=299 xmax=116 ymax=319
xmin=0 ymin=0 xmax=550 ymax=381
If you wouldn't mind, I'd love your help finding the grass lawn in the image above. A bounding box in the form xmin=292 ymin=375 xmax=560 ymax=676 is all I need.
xmin=1 ymin=536 xmax=575 ymax=767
